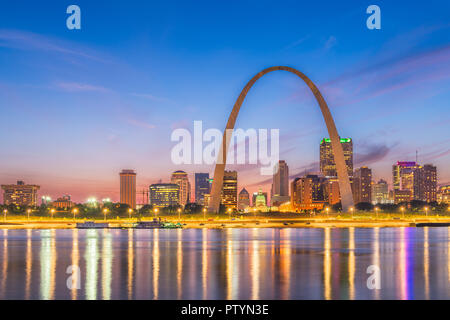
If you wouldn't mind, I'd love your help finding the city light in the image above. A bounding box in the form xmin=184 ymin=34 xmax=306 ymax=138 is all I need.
xmin=400 ymin=206 xmax=405 ymax=218
xmin=3 ymin=209 xmax=7 ymax=221
xmin=50 ymin=208 xmax=55 ymax=219
xmin=128 ymin=208 xmax=133 ymax=219
xmin=72 ymin=207 xmax=79 ymax=221
xmin=27 ymin=208 xmax=31 ymax=221
xmin=103 ymin=208 xmax=109 ymax=221
xmin=424 ymin=206 xmax=429 ymax=216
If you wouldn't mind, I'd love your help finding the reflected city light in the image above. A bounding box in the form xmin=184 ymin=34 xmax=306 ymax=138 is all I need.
xmin=348 ymin=227 xmax=355 ymax=300
xmin=102 ymin=230 xmax=112 ymax=300
xmin=85 ymin=229 xmax=99 ymax=300
xmin=152 ymin=229 xmax=159 ymax=300
xmin=323 ymin=228 xmax=331 ymax=300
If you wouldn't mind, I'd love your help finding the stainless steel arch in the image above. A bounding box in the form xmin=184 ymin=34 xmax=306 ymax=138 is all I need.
xmin=208 ymin=66 xmax=354 ymax=213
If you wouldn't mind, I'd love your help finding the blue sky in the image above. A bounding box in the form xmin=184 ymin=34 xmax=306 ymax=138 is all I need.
xmin=0 ymin=0 xmax=449 ymax=202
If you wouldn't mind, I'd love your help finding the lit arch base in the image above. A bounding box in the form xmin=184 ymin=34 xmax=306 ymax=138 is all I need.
xmin=207 ymin=66 xmax=354 ymax=213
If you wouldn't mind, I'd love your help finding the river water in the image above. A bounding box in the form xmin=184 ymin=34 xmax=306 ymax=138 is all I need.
xmin=0 ymin=227 xmax=449 ymax=300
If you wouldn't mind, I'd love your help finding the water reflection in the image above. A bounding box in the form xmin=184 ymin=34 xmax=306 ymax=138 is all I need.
xmin=0 ymin=227 xmax=449 ymax=300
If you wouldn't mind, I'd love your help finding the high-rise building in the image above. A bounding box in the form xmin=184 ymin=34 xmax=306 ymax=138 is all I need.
xmin=171 ymin=170 xmax=191 ymax=205
xmin=271 ymin=160 xmax=290 ymax=206
xmin=1 ymin=181 xmax=40 ymax=207
xmin=238 ymin=188 xmax=250 ymax=211
xmin=392 ymin=162 xmax=437 ymax=202
xmin=291 ymin=174 xmax=326 ymax=210
xmin=149 ymin=183 xmax=180 ymax=208
xmin=195 ymin=173 xmax=210 ymax=205
xmin=372 ymin=179 xmax=389 ymax=204
xmin=120 ymin=169 xmax=136 ymax=209
xmin=320 ymin=138 xmax=353 ymax=178
xmin=353 ymin=166 xmax=372 ymax=204
xmin=221 ymin=171 xmax=237 ymax=209
xmin=394 ymin=189 xmax=412 ymax=204
xmin=324 ymin=180 xmax=340 ymax=205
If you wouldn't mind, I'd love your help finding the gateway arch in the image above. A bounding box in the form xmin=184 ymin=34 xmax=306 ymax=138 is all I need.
xmin=208 ymin=66 xmax=354 ymax=213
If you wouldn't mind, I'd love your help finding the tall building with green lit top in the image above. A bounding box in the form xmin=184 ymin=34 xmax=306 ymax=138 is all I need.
xmin=320 ymin=138 xmax=353 ymax=178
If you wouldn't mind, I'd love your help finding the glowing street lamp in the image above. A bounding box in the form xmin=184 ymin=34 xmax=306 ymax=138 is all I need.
xmin=325 ymin=207 xmax=329 ymax=217
xmin=350 ymin=206 xmax=354 ymax=219
xmin=227 ymin=208 xmax=232 ymax=219
xmin=375 ymin=207 xmax=379 ymax=219
xmin=3 ymin=209 xmax=7 ymax=222
xmin=50 ymin=208 xmax=55 ymax=219
xmin=400 ymin=206 xmax=405 ymax=218
xmin=27 ymin=208 xmax=32 ymax=221
xmin=203 ymin=208 xmax=207 ymax=221
xmin=103 ymin=208 xmax=109 ymax=221
xmin=128 ymin=208 xmax=133 ymax=220
xmin=153 ymin=208 xmax=159 ymax=218
xmin=424 ymin=206 xmax=429 ymax=217
xmin=177 ymin=208 xmax=182 ymax=221
xmin=72 ymin=208 xmax=79 ymax=221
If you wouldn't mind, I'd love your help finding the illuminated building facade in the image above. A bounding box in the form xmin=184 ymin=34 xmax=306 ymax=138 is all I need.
xmin=372 ymin=179 xmax=390 ymax=204
xmin=394 ymin=189 xmax=412 ymax=204
xmin=252 ymin=190 xmax=268 ymax=207
xmin=438 ymin=185 xmax=450 ymax=204
xmin=221 ymin=170 xmax=237 ymax=209
xmin=171 ymin=170 xmax=191 ymax=205
xmin=120 ymin=169 xmax=136 ymax=209
xmin=353 ymin=166 xmax=372 ymax=204
xmin=392 ymin=162 xmax=437 ymax=202
xmin=271 ymin=160 xmax=290 ymax=205
xmin=195 ymin=173 xmax=210 ymax=205
xmin=1 ymin=181 xmax=40 ymax=206
xmin=149 ymin=183 xmax=180 ymax=208
xmin=291 ymin=174 xmax=326 ymax=211
xmin=52 ymin=195 xmax=74 ymax=209
xmin=238 ymin=188 xmax=250 ymax=211
xmin=320 ymin=138 xmax=353 ymax=178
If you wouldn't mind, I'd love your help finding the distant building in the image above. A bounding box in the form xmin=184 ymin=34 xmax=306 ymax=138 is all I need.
xmin=353 ymin=167 xmax=372 ymax=204
xmin=392 ymin=162 xmax=437 ymax=202
xmin=195 ymin=173 xmax=210 ymax=205
xmin=52 ymin=195 xmax=74 ymax=209
xmin=1 ymin=181 xmax=40 ymax=207
xmin=372 ymin=179 xmax=390 ymax=204
xmin=291 ymin=174 xmax=326 ymax=211
xmin=438 ymin=185 xmax=450 ymax=204
xmin=238 ymin=188 xmax=250 ymax=211
xmin=320 ymin=138 xmax=353 ymax=178
xmin=394 ymin=189 xmax=412 ymax=204
xmin=323 ymin=180 xmax=341 ymax=205
xmin=120 ymin=169 xmax=136 ymax=209
xmin=171 ymin=171 xmax=191 ymax=205
xmin=271 ymin=160 xmax=290 ymax=205
xmin=253 ymin=188 xmax=269 ymax=211
xmin=149 ymin=183 xmax=180 ymax=208
xmin=252 ymin=190 xmax=268 ymax=207
xmin=221 ymin=171 xmax=237 ymax=209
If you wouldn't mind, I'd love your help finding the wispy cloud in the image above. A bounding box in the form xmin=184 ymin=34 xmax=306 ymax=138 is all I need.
xmin=55 ymin=82 xmax=111 ymax=93
xmin=130 ymin=92 xmax=172 ymax=103
xmin=324 ymin=36 xmax=337 ymax=50
xmin=126 ymin=118 xmax=156 ymax=130
xmin=0 ymin=29 xmax=109 ymax=63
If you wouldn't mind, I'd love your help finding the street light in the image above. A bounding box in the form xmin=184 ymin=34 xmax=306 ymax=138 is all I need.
xmin=227 ymin=208 xmax=232 ymax=220
xmin=177 ymin=208 xmax=182 ymax=221
xmin=103 ymin=208 xmax=109 ymax=221
xmin=350 ymin=207 xmax=354 ymax=219
xmin=153 ymin=208 xmax=159 ymax=218
xmin=203 ymin=208 xmax=207 ymax=221
xmin=72 ymin=208 xmax=79 ymax=221
xmin=50 ymin=208 xmax=55 ymax=219
xmin=27 ymin=208 xmax=32 ymax=221
xmin=128 ymin=208 xmax=133 ymax=220
xmin=424 ymin=206 xmax=428 ymax=217
xmin=325 ymin=207 xmax=329 ymax=217
xmin=400 ymin=206 xmax=405 ymax=218
xmin=3 ymin=209 xmax=7 ymax=222
xmin=375 ymin=207 xmax=379 ymax=219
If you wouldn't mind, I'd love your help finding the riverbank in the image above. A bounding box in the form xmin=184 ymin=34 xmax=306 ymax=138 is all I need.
xmin=1 ymin=215 xmax=450 ymax=229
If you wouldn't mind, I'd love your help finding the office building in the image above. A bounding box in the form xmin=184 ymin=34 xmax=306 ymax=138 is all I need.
xmin=320 ymin=138 xmax=353 ymax=178
xmin=149 ymin=183 xmax=180 ymax=208
xmin=195 ymin=173 xmax=210 ymax=205
xmin=1 ymin=181 xmax=40 ymax=207
xmin=238 ymin=188 xmax=250 ymax=211
xmin=271 ymin=160 xmax=290 ymax=205
xmin=353 ymin=166 xmax=372 ymax=204
xmin=171 ymin=170 xmax=191 ymax=205
xmin=120 ymin=169 xmax=136 ymax=209
xmin=221 ymin=170 xmax=237 ymax=209
xmin=372 ymin=179 xmax=390 ymax=204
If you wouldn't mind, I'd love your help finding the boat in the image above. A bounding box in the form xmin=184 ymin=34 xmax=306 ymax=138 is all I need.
xmin=76 ymin=221 xmax=109 ymax=229
xmin=161 ymin=222 xmax=183 ymax=229
xmin=415 ymin=222 xmax=450 ymax=227
xmin=135 ymin=218 xmax=164 ymax=229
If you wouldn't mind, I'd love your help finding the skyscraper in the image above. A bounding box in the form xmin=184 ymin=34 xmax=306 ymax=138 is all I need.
xmin=290 ymin=174 xmax=326 ymax=211
xmin=221 ymin=170 xmax=237 ymax=209
xmin=271 ymin=160 xmax=290 ymax=206
xmin=320 ymin=138 xmax=353 ymax=178
xmin=195 ymin=173 xmax=210 ymax=205
xmin=392 ymin=162 xmax=437 ymax=202
xmin=171 ymin=170 xmax=191 ymax=205
xmin=238 ymin=188 xmax=250 ymax=211
xmin=1 ymin=180 xmax=40 ymax=206
xmin=120 ymin=170 xmax=136 ymax=209
xmin=149 ymin=183 xmax=180 ymax=207
xmin=372 ymin=179 xmax=389 ymax=204
xmin=353 ymin=166 xmax=372 ymax=204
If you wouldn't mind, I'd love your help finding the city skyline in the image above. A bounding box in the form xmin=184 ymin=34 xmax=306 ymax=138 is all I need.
xmin=1 ymin=1 xmax=450 ymax=203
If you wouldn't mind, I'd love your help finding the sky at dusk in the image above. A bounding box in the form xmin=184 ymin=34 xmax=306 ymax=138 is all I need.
xmin=0 ymin=0 xmax=449 ymax=203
